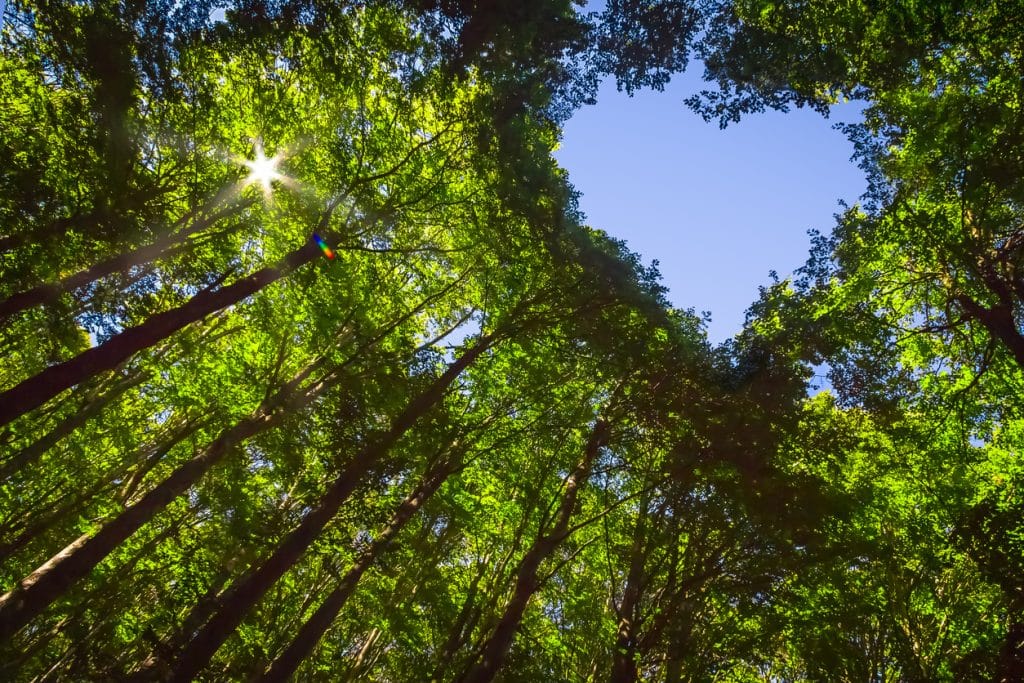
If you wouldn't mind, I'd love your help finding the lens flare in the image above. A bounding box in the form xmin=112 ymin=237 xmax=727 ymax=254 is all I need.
xmin=313 ymin=233 xmax=335 ymax=260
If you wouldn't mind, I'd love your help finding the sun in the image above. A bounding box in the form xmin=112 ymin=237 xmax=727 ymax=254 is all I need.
xmin=243 ymin=143 xmax=282 ymax=194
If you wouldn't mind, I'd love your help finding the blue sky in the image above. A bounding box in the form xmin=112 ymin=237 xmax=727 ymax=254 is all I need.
xmin=554 ymin=67 xmax=866 ymax=344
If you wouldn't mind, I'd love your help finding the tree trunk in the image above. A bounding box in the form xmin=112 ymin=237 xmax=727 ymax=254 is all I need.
xmin=610 ymin=492 xmax=649 ymax=683
xmin=0 ymin=369 xmax=148 ymax=481
xmin=0 ymin=236 xmax=321 ymax=428
xmin=0 ymin=477 xmax=115 ymax=566
xmin=664 ymin=656 xmax=684 ymax=683
xmin=458 ymin=419 xmax=609 ymax=683
xmin=259 ymin=453 xmax=459 ymax=682
xmin=0 ymin=275 xmax=478 ymax=639
xmin=955 ymin=294 xmax=1024 ymax=369
xmin=0 ymin=511 xmax=190 ymax=680
xmin=345 ymin=627 xmax=382 ymax=682
xmin=998 ymin=614 xmax=1024 ymax=683
xmin=0 ymin=415 xmax=200 ymax=565
xmin=160 ymin=336 xmax=496 ymax=682
xmin=429 ymin=553 xmax=493 ymax=683
xmin=0 ymin=360 xmax=331 ymax=641
xmin=0 ymin=198 xmax=252 ymax=324
xmin=130 ymin=568 xmax=235 ymax=680
xmin=118 ymin=417 xmax=206 ymax=504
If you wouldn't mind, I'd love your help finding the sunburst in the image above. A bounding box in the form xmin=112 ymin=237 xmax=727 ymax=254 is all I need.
xmin=242 ymin=141 xmax=285 ymax=197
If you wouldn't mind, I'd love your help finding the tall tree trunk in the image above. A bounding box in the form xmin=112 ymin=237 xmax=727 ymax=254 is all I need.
xmin=0 ymin=415 xmax=200 ymax=565
xmin=0 ymin=197 xmax=252 ymax=324
xmin=259 ymin=453 xmax=459 ymax=682
xmin=429 ymin=553 xmax=493 ymax=683
xmin=2 ymin=310 xmax=216 ymax=482
xmin=664 ymin=656 xmax=684 ymax=683
xmin=450 ymin=472 xmax=561 ymax=680
xmin=0 ymin=359 xmax=332 ymax=641
xmin=0 ymin=276 xmax=477 ymax=637
xmin=130 ymin=568 xmax=235 ymax=680
xmin=610 ymin=492 xmax=649 ymax=683
xmin=0 ymin=234 xmax=323 ymax=428
xmin=458 ymin=419 xmax=609 ymax=683
xmin=0 ymin=369 xmax=148 ymax=481
xmin=0 ymin=477 xmax=68 ymax=542
xmin=118 ymin=417 xmax=206 ymax=504
xmin=1 ymin=508 xmax=193 ymax=680
xmin=344 ymin=627 xmax=382 ymax=683
xmin=160 ymin=336 xmax=496 ymax=682
xmin=998 ymin=606 xmax=1024 ymax=683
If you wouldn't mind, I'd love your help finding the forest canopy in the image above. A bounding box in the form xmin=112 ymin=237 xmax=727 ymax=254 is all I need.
xmin=0 ymin=1 xmax=1022 ymax=681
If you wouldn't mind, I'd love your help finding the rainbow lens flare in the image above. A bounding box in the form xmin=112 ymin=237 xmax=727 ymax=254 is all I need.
xmin=312 ymin=233 xmax=335 ymax=260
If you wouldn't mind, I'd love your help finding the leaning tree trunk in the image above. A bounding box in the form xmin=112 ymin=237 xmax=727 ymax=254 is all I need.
xmin=129 ymin=568 xmax=235 ymax=679
xmin=157 ymin=335 xmax=497 ymax=682
xmin=428 ymin=552 xmax=494 ymax=683
xmin=459 ymin=419 xmax=609 ymax=683
xmin=0 ymin=229 xmax=325 ymax=428
xmin=259 ymin=453 xmax=460 ymax=682
xmin=2 ymin=308 xmax=227 ymax=480
xmin=0 ymin=368 xmax=148 ymax=481
xmin=0 ymin=507 xmax=193 ymax=679
xmin=0 ymin=358 xmax=332 ymax=641
xmin=0 ymin=418 xmax=199 ymax=564
xmin=0 ymin=196 xmax=252 ymax=325
xmin=0 ymin=274 xmax=480 ymax=637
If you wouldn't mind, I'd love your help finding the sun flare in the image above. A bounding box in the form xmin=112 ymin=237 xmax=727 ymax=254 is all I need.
xmin=243 ymin=144 xmax=282 ymax=193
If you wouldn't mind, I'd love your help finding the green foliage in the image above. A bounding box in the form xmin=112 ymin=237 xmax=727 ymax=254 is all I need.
xmin=0 ymin=0 xmax=1019 ymax=680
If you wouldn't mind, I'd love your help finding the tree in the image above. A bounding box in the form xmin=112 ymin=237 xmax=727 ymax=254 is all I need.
xmin=683 ymin=2 xmax=1024 ymax=674
xmin=4 ymin=0 xmax=1019 ymax=680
